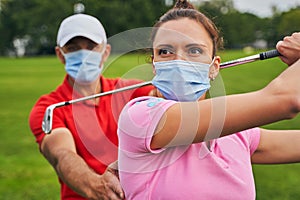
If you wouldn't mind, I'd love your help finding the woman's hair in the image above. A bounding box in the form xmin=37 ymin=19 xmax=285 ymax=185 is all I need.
xmin=151 ymin=0 xmax=222 ymax=57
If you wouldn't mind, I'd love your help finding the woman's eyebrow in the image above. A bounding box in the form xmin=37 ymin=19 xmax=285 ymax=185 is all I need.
xmin=154 ymin=44 xmax=173 ymax=49
xmin=185 ymin=43 xmax=208 ymax=48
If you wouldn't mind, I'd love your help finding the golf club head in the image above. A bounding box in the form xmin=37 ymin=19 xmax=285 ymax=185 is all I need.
xmin=42 ymin=105 xmax=56 ymax=134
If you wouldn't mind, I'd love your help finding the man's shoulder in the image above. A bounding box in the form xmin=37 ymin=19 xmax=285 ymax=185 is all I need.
xmin=34 ymin=80 xmax=71 ymax=106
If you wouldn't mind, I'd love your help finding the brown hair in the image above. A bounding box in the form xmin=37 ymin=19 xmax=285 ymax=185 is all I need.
xmin=151 ymin=0 xmax=222 ymax=57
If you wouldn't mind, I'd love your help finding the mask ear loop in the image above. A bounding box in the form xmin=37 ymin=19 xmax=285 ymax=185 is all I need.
xmin=59 ymin=47 xmax=66 ymax=57
xmin=209 ymin=57 xmax=217 ymax=81
xmin=58 ymin=48 xmax=68 ymax=65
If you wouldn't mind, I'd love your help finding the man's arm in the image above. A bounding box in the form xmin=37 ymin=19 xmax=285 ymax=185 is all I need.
xmin=41 ymin=127 xmax=124 ymax=200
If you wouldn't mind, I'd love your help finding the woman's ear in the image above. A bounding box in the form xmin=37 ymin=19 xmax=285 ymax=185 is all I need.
xmin=151 ymin=55 xmax=157 ymax=75
xmin=209 ymin=56 xmax=220 ymax=80
xmin=55 ymin=46 xmax=65 ymax=64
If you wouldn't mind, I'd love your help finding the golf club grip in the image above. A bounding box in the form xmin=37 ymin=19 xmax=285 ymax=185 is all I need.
xmin=259 ymin=49 xmax=281 ymax=60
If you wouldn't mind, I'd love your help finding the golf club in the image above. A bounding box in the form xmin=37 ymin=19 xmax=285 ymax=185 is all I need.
xmin=220 ymin=49 xmax=281 ymax=69
xmin=42 ymin=49 xmax=281 ymax=134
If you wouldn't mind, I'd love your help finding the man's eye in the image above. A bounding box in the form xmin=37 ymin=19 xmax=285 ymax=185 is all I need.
xmin=87 ymin=43 xmax=98 ymax=50
xmin=158 ymin=49 xmax=173 ymax=55
xmin=66 ymin=46 xmax=80 ymax=52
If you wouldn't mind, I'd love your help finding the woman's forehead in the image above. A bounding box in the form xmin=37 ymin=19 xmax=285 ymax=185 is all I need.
xmin=153 ymin=18 xmax=213 ymax=49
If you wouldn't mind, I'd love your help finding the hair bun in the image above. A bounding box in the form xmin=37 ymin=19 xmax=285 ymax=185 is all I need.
xmin=174 ymin=0 xmax=195 ymax=9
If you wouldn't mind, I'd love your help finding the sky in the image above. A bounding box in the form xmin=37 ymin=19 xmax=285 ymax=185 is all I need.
xmin=233 ymin=0 xmax=300 ymax=17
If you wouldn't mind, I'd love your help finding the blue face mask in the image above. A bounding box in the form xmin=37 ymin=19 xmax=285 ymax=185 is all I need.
xmin=63 ymin=49 xmax=103 ymax=83
xmin=152 ymin=59 xmax=214 ymax=102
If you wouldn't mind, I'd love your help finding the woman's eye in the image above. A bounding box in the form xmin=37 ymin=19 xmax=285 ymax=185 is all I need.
xmin=189 ymin=48 xmax=202 ymax=55
xmin=158 ymin=49 xmax=173 ymax=55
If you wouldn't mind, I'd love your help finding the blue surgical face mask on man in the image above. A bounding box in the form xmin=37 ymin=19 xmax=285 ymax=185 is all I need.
xmin=152 ymin=59 xmax=215 ymax=102
xmin=62 ymin=49 xmax=104 ymax=83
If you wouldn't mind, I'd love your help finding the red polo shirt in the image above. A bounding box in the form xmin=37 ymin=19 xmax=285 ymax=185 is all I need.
xmin=29 ymin=75 xmax=153 ymax=199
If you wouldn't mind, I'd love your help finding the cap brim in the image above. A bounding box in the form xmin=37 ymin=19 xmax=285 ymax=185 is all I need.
xmin=58 ymin=32 xmax=105 ymax=47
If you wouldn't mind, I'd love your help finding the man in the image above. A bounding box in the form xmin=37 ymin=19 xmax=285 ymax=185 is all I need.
xmin=29 ymin=14 xmax=153 ymax=200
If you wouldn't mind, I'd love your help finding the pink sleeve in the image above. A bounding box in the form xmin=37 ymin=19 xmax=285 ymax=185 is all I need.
xmin=245 ymin=127 xmax=261 ymax=155
xmin=118 ymin=97 xmax=176 ymax=154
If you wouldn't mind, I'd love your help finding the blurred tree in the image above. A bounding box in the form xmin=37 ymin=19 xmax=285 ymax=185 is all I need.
xmin=199 ymin=0 xmax=268 ymax=49
xmin=0 ymin=0 xmax=74 ymax=55
xmin=86 ymin=0 xmax=169 ymax=36
xmin=219 ymin=12 xmax=268 ymax=48
xmin=264 ymin=10 xmax=281 ymax=48
xmin=0 ymin=0 xmax=18 ymax=55
xmin=277 ymin=8 xmax=300 ymax=39
xmin=0 ymin=0 xmax=169 ymax=56
xmin=263 ymin=8 xmax=300 ymax=49
xmin=199 ymin=0 xmax=236 ymax=16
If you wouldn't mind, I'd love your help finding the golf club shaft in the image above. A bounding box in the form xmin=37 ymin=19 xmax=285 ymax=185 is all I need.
xmin=42 ymin=49 xmax=281 ymax=134
xmin=67 ymin=81 xmax=153 ymax=106
xmin=220 ymin=49 xmax=281 ymax=69
xmin=42 ymin=81 xmax=152 ymax=134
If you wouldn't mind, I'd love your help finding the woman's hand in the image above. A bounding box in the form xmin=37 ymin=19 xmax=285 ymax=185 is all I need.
xmin=277 ymin=32 xmax=300 ymax=66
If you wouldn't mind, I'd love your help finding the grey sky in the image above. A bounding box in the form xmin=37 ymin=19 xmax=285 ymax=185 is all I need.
xmin=233 ymin=0 xmax=300 ymax=17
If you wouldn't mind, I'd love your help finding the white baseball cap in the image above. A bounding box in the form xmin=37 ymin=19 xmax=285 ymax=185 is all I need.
xmin=56 ymin=14 xmax=107 ymax=47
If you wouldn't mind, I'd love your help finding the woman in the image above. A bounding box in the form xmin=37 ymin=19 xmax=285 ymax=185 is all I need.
xmin=118 ymin=0 xmax=300 ymax=199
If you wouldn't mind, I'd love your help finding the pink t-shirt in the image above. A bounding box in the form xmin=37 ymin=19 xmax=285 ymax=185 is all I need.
xmin=118 ymin=97 xmax=261 ymax=200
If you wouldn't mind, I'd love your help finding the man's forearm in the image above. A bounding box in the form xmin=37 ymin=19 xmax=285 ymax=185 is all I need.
xmin=50 ymin=148 xmax=99 ymax=198
xmin=52 ymin=150 xmax=124 ymax=199
xmin=40 ymin=128 xmax=124 ymax=199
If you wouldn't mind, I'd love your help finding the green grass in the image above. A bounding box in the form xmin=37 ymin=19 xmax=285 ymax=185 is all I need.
xmin=1 ymin=51 xmax=300 ymax=199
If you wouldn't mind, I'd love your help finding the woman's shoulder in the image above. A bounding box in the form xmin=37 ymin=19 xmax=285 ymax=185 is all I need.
xmin=119 ymin=97 xmax=176 ymax=135
xmin=123 ymin=97 xmax=176 ymax=114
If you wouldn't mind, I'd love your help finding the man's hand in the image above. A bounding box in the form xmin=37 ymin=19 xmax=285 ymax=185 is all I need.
xmin=41 ymin=128 xmax=124 ymax=200
xmin=277 ymin=32 xmax=300 ymax=66
xmin=86 ymin=169 xmax=124 ymax=200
